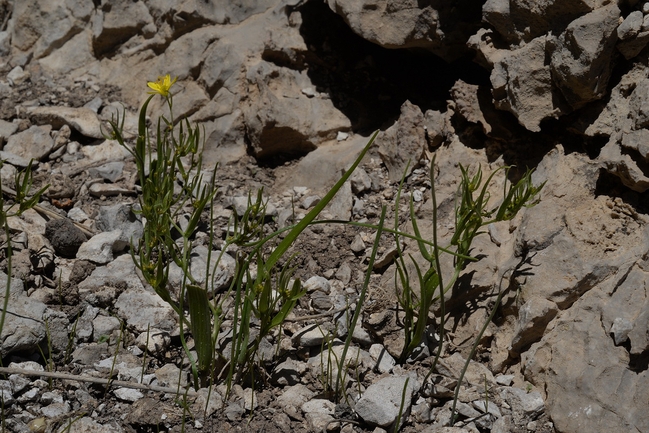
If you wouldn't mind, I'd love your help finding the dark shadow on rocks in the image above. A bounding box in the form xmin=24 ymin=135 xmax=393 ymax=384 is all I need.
xmin=629 ymin=349 xmax=649 ymax=373
xmin=295 ymin=0 xmax=489 ymax=134
xmin=596 ymin=168 xmax=649 ymax=215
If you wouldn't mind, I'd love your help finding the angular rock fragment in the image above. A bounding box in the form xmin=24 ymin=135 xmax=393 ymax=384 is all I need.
xmin=26 ymin=106 xmax=104 ymax=139
xmin=376 ymin=101 xmax=426 ymax=183
xmin=45 ymin=218 xmax=87 ymax=258
xmin=4 ymin=125 xmax=54 ymax=161
xmin=491 ymin=35 xmax=558 ymax=131
xmin=549 ymin=4 xmax=620 ymax=110
xmin=355 ymin=375 xmax=417 ymax=428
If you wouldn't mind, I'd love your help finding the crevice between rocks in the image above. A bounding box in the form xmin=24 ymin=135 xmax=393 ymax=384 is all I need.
xmin=596 ymin=168 xmax=649 ymax=215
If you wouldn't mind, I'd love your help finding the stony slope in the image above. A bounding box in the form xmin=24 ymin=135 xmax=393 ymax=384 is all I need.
xmin=0 ymin=1 xmax=648 ymax=432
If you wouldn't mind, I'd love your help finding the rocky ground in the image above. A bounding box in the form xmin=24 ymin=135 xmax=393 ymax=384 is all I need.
xmin=1 ymin=1 xmax=649 ymax=432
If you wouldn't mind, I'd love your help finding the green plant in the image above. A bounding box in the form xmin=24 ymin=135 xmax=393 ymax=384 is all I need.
xmin=395 ymin=157 xmax=545 ymax=363
xmin=106 ymin=74 xmax=380 ymax=391
xmin=222 ymin=131 xmax=379 ymax=392
xmin=106 ymin=74 xmax=218 ymax=388
xmin=395 ymin=377 xmax=410 ymax=432
xmin=334 ymin=205 xmax=386 ymax=401
xmin=0 ymin=160 xmax=49 ymax=359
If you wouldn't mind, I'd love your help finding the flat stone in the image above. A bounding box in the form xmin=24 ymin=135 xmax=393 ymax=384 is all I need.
xmin=113 ymin=387 xmax=144 ymax=402
xmin=276 ymin=384 xmax=315 ymax=410
xmin=192 ymin=387 xmax=224 ymax=418
xmin=368 ymin=344 xmax=396 ymax=373
xmin=499 ymin=387 xmax=544 ymax=417
xmin=66 ymin=417 xmax=123 ymax=433
xmin=355 ymin=375 xmax=417 ymax=428
xmin=95 ymin=203 xmax=143 ymax=248
xmin=301 ymin=195 xmax=321 ymax=209
xmin=350 ymin=167 xmax=372 ymax=194
xmin=301 ymin=399 xmax=337 ymax=432
xmin=0 ymin=291 xmax=47 ymax=357
xmin=304 ymin=276 xmax=331 ymax=294
xmin=171 ymin=246 xmax=236 ymax=295
xmin=76 ymin=230 xmax=126 ymax=264
xmin=292 ymin=324 xmax=329 ymax=347
xmin=92 ymin=315 xmax=121 ymax=341
xmin=0 ymin=151 xmax=34 ymax=168
xmin=509 ymin=297 xmax=558 ymax=356
xmin=26 ymin=106 xmax=104 ymax=139
xmin=618 ymin=11 xmax=643 ymax=40
xmin=88 ymin=161 xmax=125 ymax=183
xmin=154 ymin=364 xmax=187 ymax=389
xmin=89 ymin=183 xmax=133 ymax=197
xmin=4 ymin=125 xmax=54 ymax=161
xmin=272 ymin=359 xmax=307 ymax=386
xmin=136 ymin=328 xmax=171 ymax=355
xmin=114 ymin=287 xmax=177 ymax=333
xmin=0 ymin=119 xmax=18 ymax=143
xmin=7 ymin=66 xmax=30 ymax=85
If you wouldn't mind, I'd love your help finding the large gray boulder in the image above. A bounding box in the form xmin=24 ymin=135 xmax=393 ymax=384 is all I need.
xmin=524 ymin=283 xmax=649 ymax=432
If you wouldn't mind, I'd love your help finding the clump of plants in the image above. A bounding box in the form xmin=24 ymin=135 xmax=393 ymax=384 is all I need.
xmin=107 ymin=74 xmax=545 ymax=431
xmin=395 ymin=159 xmax=545 ymax=363
xmin=105 ymin=75 xmax=378 ymax=391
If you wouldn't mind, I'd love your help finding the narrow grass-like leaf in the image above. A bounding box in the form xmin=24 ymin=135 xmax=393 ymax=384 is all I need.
xmin=263 ymin=131 xmax=378 ymax=274
xmin=336 ymin=205 xmax=386 ymax=400
xmin=187 ymin=284 xmax=213 ymax=380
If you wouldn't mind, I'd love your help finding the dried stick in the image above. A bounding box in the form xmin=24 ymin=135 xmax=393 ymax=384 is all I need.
xmin=0 ymin=366 xmax=198 ymax=397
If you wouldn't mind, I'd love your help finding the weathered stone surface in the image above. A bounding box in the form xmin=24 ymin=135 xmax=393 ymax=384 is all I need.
xmin=491 ymin=35 xmax=558 ymax=131
xmin=27 ymin=106 xmax=103 ymax=139
xmin=0 ymin=272 xmax=47 ymax=357
xmin=617 ymin=30 xmax=649 ymax=60
xmin=38 ymin=29 xmax=96 ymax=75
xmin=274 ymin=134 xmax=372 ymax=194
xmin=376 ymin=101 xmax=426 ymax=183
xmin=4 ymin=125 xmax=54 ymax=161
xmin=92 ymin=0 xmax=154 ymax=57
xmin=549 ymin=4 xmax=620 ymax=110
xmin=10 ymin=0 xmax=92 ymax=62
xmin=76 ymin=230 xmax=126 ymax=264
xmin=11 ymin=0 xmax=649 ymax=430
xmin=509 ymin=297 xmax=559 ymax=356
xmin=0 ymin=119 xmax=18 ymax=144
xmin=524 ymin=288 xmax=649 ymax=432
xmin=95 ymin=203 xmax=143 ymax=248
xmin=114 ymin=287 xmax=177 ymax=333
xmin=436 ymin=352 xmax=496 ymax=387
xmin=512 ymin=147 xmax=646 ymax=307
xmin=484 ymin=0 xmax=611 ymax=45
xmin=243 ymin=61 xmax=351 ymax=160
xmin=617 ymin=11 xmax=643 ymax=41
xmin=301 ymin=398 xmax=337 ymax=432
xmin=324 ymin=180 xmax=353 ymax=220
xmin=599 ymin=137 xmax=649 ymax=193
xmin=355 ymin=375 xmax=417 ymax=428
xmin=67 ymin=417 xmax=122 ymax=433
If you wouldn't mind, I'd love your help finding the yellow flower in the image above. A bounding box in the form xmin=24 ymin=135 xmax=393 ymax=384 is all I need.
xmin=147 ymin=74 xmax=177 ymax=97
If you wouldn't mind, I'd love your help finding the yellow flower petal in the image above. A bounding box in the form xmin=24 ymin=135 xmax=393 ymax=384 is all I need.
xmin=146 ymin=74 xmax=177 ymax=97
